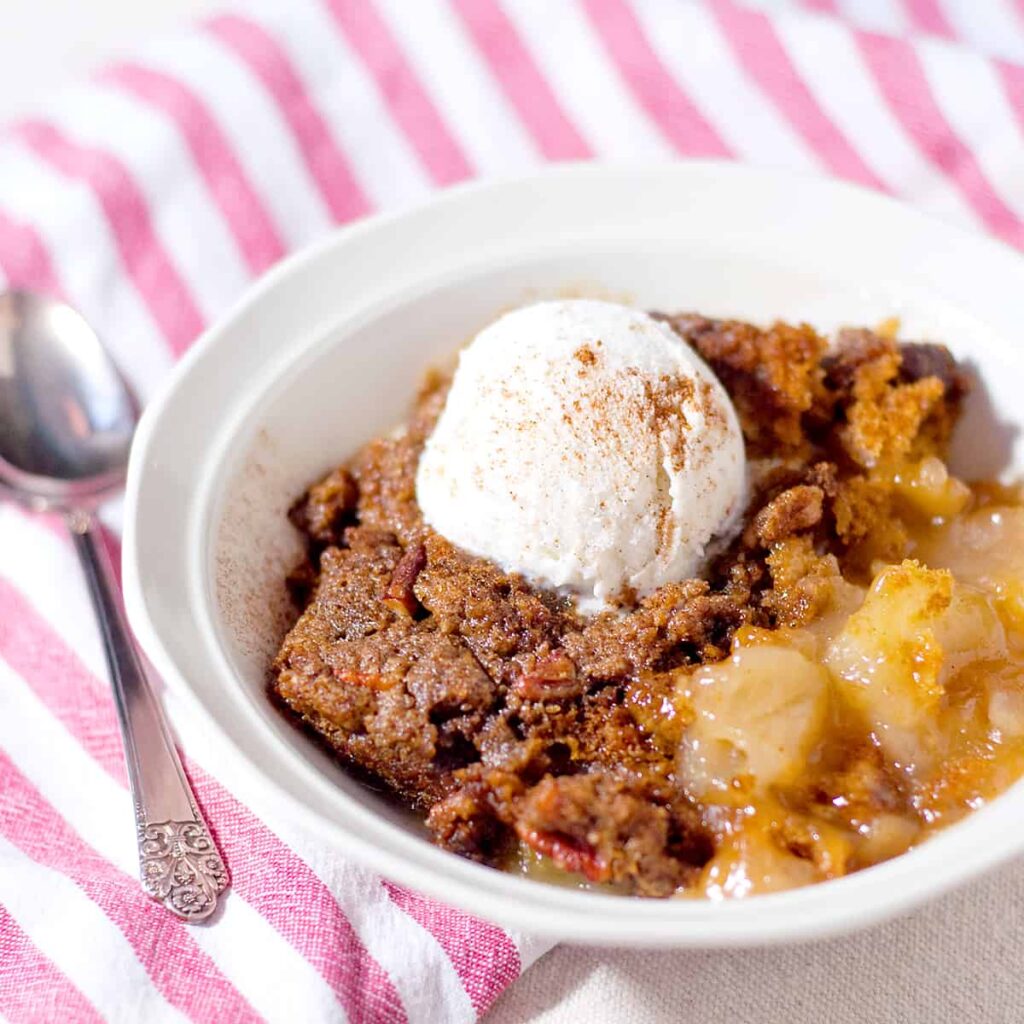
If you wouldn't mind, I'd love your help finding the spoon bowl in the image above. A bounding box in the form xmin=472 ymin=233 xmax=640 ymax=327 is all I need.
xmin=0 ymin=290 xmax=138 ymax=507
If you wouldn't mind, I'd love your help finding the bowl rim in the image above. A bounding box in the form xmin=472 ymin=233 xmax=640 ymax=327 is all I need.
xmin=123 ymin=161 xmax=1024 ymax=947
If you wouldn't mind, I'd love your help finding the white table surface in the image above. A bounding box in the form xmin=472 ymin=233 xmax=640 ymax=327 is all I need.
xmin=5 ymin=4 xmax=1020 ymax=1022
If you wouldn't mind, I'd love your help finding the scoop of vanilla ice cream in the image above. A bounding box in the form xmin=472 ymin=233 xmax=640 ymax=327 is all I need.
xmin=415 ymin=300 xmax=746 ymax=611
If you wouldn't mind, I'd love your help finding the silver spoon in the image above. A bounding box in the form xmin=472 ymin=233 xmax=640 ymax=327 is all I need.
xmin=0 ymin=290 xmax=227 ymax=922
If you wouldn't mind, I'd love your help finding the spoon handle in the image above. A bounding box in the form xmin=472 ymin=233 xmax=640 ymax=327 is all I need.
xmin=69 ymin=515 xmax=228 ymax=922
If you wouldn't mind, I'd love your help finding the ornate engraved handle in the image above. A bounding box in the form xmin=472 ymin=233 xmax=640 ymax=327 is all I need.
xmin=139 ymin=819 xmax=228 ymax=920
xmin=70 ymin=515 xmax=229 ymax=922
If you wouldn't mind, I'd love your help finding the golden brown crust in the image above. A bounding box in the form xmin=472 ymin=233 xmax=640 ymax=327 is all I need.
xmin=662 ymin=314 xmax=828 ymax=455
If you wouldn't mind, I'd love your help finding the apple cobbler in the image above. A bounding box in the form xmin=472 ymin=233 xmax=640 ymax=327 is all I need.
xmin=271 ymin=308 xmax=1024 ymax=898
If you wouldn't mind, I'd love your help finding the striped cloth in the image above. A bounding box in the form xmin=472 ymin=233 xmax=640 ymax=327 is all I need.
xmin=1 ymin=1 xmax=1023 ymax=1021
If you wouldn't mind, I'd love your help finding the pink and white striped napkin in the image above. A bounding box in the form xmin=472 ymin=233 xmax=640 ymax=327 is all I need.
xmin=2 ymin=1 xmax=1024 ymax=1021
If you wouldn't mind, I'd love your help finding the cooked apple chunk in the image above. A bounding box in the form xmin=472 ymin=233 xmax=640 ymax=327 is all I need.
xmin=694 ymin=812 xmax=822 ymax=899
xmin=679 ymin=640 xmax=831 ymax=798
xmin=889 ymin=456 xmax=970 ymax=521
xmin=918 ymin=506 xmax=1024 ymax=633
xmin=934 ymin=584 xmax=1007 ymax=684
xmin=824 ymin=560 xmax=952 ymax=768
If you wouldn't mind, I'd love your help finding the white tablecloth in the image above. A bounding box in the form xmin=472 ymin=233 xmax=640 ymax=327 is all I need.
xmin=488 ymin=857 xmax=1024 ymax=1022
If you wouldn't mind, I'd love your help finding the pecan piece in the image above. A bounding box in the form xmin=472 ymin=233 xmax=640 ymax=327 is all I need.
xmin=383 ymin=543 xmax=427 ymax=618
xmin=517 ymin=826 xmax=611 ymax=883
xmin=514 ymin=652 xmax=582 ymax=702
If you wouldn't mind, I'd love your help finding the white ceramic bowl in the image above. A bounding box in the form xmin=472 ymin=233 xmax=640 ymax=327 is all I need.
xmin=124 ymin=164 xmax=1024 ymax=947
